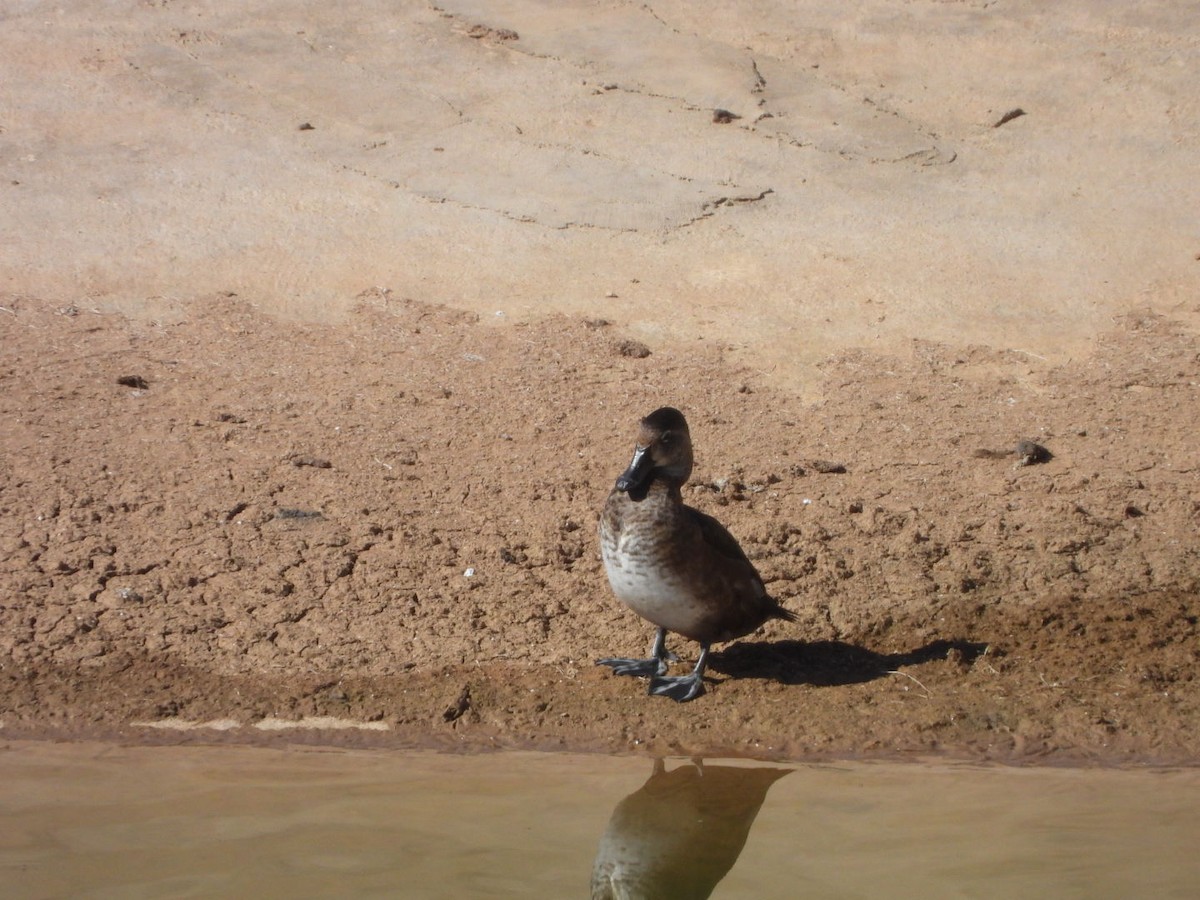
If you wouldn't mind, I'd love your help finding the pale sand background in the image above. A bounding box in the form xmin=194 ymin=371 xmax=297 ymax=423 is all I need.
xmin=2 ymin=2 xmax=1199 ymax=761
xmin=3 ymin=0 xmax=1197 ymax=393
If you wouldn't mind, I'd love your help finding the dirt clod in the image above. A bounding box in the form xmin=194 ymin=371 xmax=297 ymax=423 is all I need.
xmin=616 ymin=339 xmax=651 ymax=358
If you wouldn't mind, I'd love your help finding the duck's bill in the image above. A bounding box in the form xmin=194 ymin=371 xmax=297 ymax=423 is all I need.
xmin=614 ymin=445 xmax=651 ymax=492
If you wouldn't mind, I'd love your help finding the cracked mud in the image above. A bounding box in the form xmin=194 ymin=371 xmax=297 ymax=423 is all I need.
xmin=2 ymin=297 xmax=1197 ymax=762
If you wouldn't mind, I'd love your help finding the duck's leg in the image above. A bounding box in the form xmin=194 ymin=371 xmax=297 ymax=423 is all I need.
xmin=648 ymin=644 xmax=709 ymax=702
xmin=597 ymin=627 xmax=676 ymax=677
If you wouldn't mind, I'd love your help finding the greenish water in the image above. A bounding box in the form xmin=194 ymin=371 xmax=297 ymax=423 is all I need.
xmin=1 ymin=742 xmax=1197 ymax=898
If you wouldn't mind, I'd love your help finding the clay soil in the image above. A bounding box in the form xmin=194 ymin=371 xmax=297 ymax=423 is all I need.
xmin=2 ymin=294 xmax=1200 ymax=763
xmin=1 ymin=294 xmax=1198 ymax=764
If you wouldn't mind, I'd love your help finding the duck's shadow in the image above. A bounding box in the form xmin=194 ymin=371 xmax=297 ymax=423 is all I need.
xmin=709 ymin=638 xmax=990 ymax=687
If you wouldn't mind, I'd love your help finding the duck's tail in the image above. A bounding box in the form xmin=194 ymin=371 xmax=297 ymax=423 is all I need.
xmin=769 ymin=598 xmax=797 ymax=623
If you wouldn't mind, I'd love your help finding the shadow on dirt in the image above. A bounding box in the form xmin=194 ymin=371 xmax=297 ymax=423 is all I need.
xmin=710 ymin=639 xmax=991 ymax=687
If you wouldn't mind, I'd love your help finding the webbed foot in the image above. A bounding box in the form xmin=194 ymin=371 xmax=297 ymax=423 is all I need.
xmin=596 ymin=627 xmax=678 ymax=678
xmin=648 ymin=672 xmax=706 ymax=702
xmin=596 ymin=656 xmax=668 ymax=678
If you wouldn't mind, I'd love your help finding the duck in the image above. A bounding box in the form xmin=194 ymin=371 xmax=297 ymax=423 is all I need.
xmin=590 ymin=758 xmax=791 ymax=899
xmin=598 ymin=407 xmax=795 ymax=701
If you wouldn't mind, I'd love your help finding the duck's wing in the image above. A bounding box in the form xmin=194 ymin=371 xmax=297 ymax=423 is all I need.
xmin=685 ymin=505 xmax=796 ymax=625
xmin=684 ymin=505 xmax=756 ymax=569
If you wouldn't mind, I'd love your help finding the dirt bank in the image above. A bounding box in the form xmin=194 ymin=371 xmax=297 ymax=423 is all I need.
xmin=2 ymin=295 xmax=1197 ymax=763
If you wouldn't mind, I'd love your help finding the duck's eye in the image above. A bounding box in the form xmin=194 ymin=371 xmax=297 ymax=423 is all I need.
xmin=659 ymin=432 xmax=673 ymax=446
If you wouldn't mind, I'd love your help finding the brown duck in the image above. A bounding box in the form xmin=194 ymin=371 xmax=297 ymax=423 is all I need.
xmin=590 ymin=758 xmax=791 ymax=898
xmin=598 ymin=407 xmax=795 ymax=701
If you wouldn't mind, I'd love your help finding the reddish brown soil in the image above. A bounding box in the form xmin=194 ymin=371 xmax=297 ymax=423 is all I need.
xmin=1 ymin=294 xmax=1197 ymax=763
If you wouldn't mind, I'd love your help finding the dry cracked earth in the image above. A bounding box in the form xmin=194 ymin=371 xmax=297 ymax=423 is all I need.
xmin=1 ymin=294 xmax=1198 ymax=763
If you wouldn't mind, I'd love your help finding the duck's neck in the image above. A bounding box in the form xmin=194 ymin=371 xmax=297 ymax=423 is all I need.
xmin=632 ymin=471 xmax=684 ymax=503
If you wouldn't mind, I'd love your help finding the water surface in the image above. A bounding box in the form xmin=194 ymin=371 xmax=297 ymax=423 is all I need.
xmin=1 ymin=742 xmax=1196 ymax=898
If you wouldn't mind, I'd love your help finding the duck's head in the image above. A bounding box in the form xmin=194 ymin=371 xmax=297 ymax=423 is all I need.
xmin=615 ymin=407 xmax=694 ymax=493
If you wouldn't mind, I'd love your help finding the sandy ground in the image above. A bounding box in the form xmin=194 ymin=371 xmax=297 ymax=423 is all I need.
xmin=1 ymin=1 xmax=1198 ymax=763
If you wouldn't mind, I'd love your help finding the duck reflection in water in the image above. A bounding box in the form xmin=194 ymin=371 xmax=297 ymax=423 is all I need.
xmin=591 ymin=759 xmax=791 ymax=900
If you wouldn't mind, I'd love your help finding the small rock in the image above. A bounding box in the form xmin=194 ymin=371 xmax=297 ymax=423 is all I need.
xmin=117 ymin=375 xmax=149 ymax=389
xmin=974 ymin=442 xmax=1051 ymax=466
xmin=115 ymin=586 xmax=144 ymax=603
xmin=809 ymin=459 xmax=847 ymax=474
xmin=291 ymin=455 xmax=332 ymax=469
xmin=275 ymin=508 xmax=322 ymax=520
xmin=1015 ymin=440 xmax=1051 ymax=466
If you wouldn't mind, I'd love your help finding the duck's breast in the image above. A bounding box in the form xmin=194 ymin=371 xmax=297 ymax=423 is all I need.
xmin=600 ymin=497 xmax=713 ymax=636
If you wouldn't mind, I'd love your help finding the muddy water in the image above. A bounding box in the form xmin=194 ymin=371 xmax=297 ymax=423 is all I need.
xmin=1 ymin=743 xmax=1197 ymax=899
